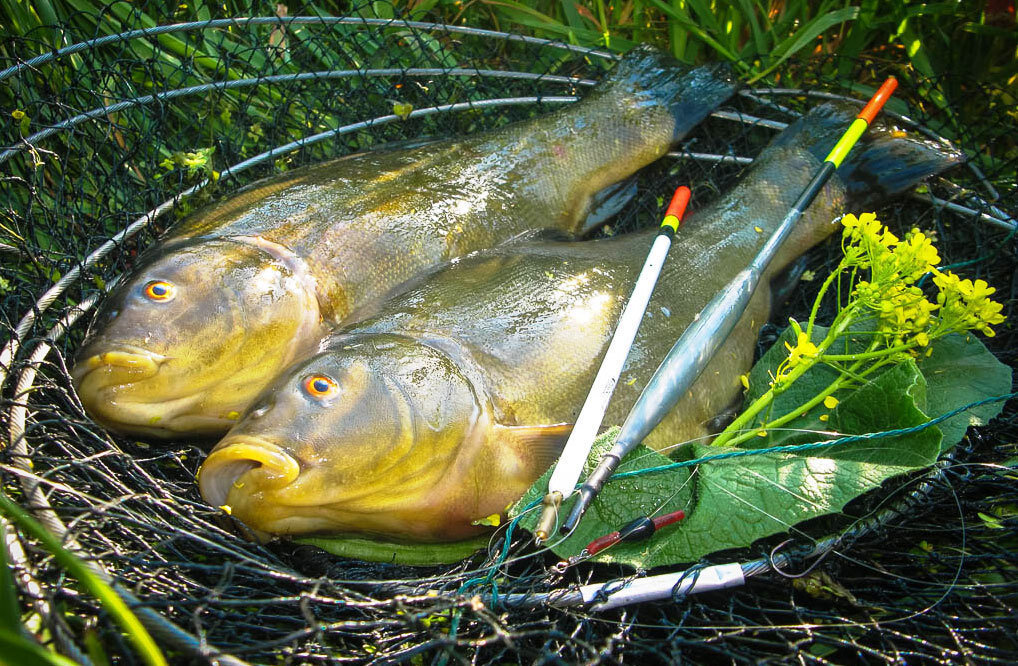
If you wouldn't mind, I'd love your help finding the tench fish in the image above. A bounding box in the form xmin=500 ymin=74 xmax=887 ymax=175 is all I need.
xmin=198 ymin=104 xmax=962 ymax=542
xmin=71 ymin=47 xmax=736 ymax=439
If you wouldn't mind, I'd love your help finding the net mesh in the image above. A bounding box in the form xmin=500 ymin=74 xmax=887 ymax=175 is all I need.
xmin=1 ymin=5 xmax=1016 ymax=664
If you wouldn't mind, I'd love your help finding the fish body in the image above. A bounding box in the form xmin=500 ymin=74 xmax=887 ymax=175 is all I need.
xmin=72 ymin=47 xmax=736 ymax=439
xmin=198 ymin=104 xmax=962 ymax=541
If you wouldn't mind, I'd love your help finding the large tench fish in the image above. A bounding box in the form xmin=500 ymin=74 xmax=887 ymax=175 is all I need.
xmin=198 ymin=104 xmax=962 ymax=542
xmin=72 ymin=47 xmax=736 ymax=439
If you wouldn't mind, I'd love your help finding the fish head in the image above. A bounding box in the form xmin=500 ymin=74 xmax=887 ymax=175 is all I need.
xmin=72 ymin=238 xmax=324 ymax=439
xmin=197 ymin=334 xmax=514 ymax=542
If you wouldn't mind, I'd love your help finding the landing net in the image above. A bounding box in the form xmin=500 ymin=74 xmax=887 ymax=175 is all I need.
xmin=1 ymin=6 xmax=1016 ymax=664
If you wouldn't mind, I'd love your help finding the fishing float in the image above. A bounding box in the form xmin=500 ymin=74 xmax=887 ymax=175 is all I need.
xmin=559 ymin=76 xmax=900 ymax=536
xmin=532 ymin=185 xmax=692 ymax=543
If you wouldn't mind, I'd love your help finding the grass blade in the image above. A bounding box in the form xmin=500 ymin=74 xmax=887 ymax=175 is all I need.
xmin=0 ymin=521 xmax=22 ymax=634
xmin=0 ymin=493 xmax=167 ymax=666
xmin=645 ymin=0 xmax=742 ymax=64
xmin=748 ymin=6 xmax=860 ymax=83
xmin=736 ymin=0 xmax=768 ymax=58
xmin=0 ymin=629 xmax=79 ymax=666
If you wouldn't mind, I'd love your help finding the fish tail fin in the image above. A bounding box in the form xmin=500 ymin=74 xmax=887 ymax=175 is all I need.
xmin=594 ymin=46 xmax=738 ymax=144
xmin=780 ymin=103 xmax=965 ymax=207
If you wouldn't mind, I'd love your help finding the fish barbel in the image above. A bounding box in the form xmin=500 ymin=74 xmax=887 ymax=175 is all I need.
xmin=198 ymin=104 xmax=962 ymax=542
xmin=72 ymin=47 xmax=736 ymax=439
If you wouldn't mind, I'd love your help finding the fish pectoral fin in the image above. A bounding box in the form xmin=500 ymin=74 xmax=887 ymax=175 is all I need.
xmin=495 ymin=423 xmax=574 ymax=480
xmin=578 ymin=178 xmax=638 ymax=236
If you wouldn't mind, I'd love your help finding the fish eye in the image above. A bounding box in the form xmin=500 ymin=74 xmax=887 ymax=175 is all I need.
xmin=143 ymin=280 xmax=176 ymax=302
xmin=303 ymin=374 xmax=339 ymax=400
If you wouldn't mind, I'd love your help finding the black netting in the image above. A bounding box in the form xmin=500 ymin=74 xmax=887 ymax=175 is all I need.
xmin=2 ymin=5 xmax=1016 ymax=665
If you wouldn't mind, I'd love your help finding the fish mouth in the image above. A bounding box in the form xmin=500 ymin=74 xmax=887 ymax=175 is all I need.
xmin=198 ymin=436 xmax=302 ymax=510
xmin=71 ymin=345 xmax=166 ymax=386
xmin=72 ymin=345 xmax=212 ymax=437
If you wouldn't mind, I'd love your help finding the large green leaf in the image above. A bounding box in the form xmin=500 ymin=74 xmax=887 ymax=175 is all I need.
xmin=636 ymin=442 xmax=922 ymax=567
xmin=512 ymin=428 xmax=694 ymax=567
xmin=511 ymin=431 xmax=930 ymax=569
xmin=918 ymin=334 xmax=1013 ymax=452
xmin=823 ymin=360 xmax=940 ymax=466
xmin=742 ymin=327 xmax=1010 ymax=454
xmin=512 ymin=330 xmax=1009 ymax=569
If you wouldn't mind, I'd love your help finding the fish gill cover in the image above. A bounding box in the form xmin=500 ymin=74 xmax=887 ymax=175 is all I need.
xmin=1 ymin=3 xmax=1016 ymax=665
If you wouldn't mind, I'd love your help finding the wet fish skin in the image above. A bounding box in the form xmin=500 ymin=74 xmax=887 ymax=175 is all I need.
xmin=198 ymin=103 xmax=962 ymax=542
xmin=72 ymin=47 xmax=737 ymax=439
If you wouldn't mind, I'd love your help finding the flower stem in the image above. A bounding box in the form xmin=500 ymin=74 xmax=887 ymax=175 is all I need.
xmin=713 ymin=312 xmax=856 ymax=448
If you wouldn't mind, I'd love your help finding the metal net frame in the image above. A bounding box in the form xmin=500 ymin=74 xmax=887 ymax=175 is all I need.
xmin=1 ymin=5 xmax=1016 ymax=664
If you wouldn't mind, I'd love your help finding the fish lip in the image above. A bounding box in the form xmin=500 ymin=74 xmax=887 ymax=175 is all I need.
xmin=71 ymin=344 xmax=167 ymax=384
xmin=198 ymin=436 xmax=301 ymax=509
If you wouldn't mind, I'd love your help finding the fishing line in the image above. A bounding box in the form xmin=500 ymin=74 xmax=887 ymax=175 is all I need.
xmin=610 ymin=391 xmax=1018 ymax=482
xmin=818 ymin=468 xmax=970 ymax=625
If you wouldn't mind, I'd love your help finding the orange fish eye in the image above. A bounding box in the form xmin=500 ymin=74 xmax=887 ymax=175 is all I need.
xmin=143 ymin=280 xmax=176 ymax=302
xmin=303 ymin=374 xmax=338 ymax=400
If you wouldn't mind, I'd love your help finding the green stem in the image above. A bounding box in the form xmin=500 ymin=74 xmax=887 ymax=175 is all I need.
xmin=821 ymin=341 xmax=916 ymax=361
xmin=713 ymin=310 xmax=857 ymax=448
xmin=723 ymin=372 xmax=852 ymax=448
xmin=807 ymin=261 xmax=844 ymax=338
xmin=724 ymin=348 xmax=899 ymax=449
xmin=0 ymin=492 xmax=166 ymax=666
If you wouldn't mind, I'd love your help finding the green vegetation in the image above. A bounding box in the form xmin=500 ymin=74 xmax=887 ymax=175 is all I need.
xmin=0 ymin=0 xmax=1014 ymax=662
xmin=0 ymin=493 xmax=166 ymax=666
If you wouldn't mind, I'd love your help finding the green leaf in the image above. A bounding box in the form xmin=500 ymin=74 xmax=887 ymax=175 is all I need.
xmin=740 ymin=324 xmax=848 ymax=449
xmin=294 ymin=534 xmax=489 ymax=566
xmin=512 ymin=327 xmax=1009 ymax=569
xmin=644 ymin=0 xmax=741 ymax=63
xmin=916 ymin=334 xmax=1012 ymax=452
xmin=0 ymin=629 xmax=79 ymax=666
xmin=978 ymin=512 xmax=1004 ymax=530
xmin=748 ymin=7 xmax=861 ymax=84
xmin=651 ymin=442 xmax=922 ymax=567
xmin=512 ymin=426 xmax=928 ymax=568
xmin=742 ymin=327 xmax=1010 ymax=456
xmin=511 ymin=428 xmax=694 ymax=567
xmin=823 ymin=360 xmax=941 ymax=467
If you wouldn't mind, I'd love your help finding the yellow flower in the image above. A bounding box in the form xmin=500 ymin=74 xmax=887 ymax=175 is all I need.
xmin=823 ymin=396 xmax=839 ymax=409
xmin=842 ymin=212 xmax=881 ymax=238
xmin=891 ymin=229 xmax=940 ymax=282
xmin=784 ymin=331 xmax=819 ymax=368
xmin=933 ymin=269 xmax=1006 ymax=337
